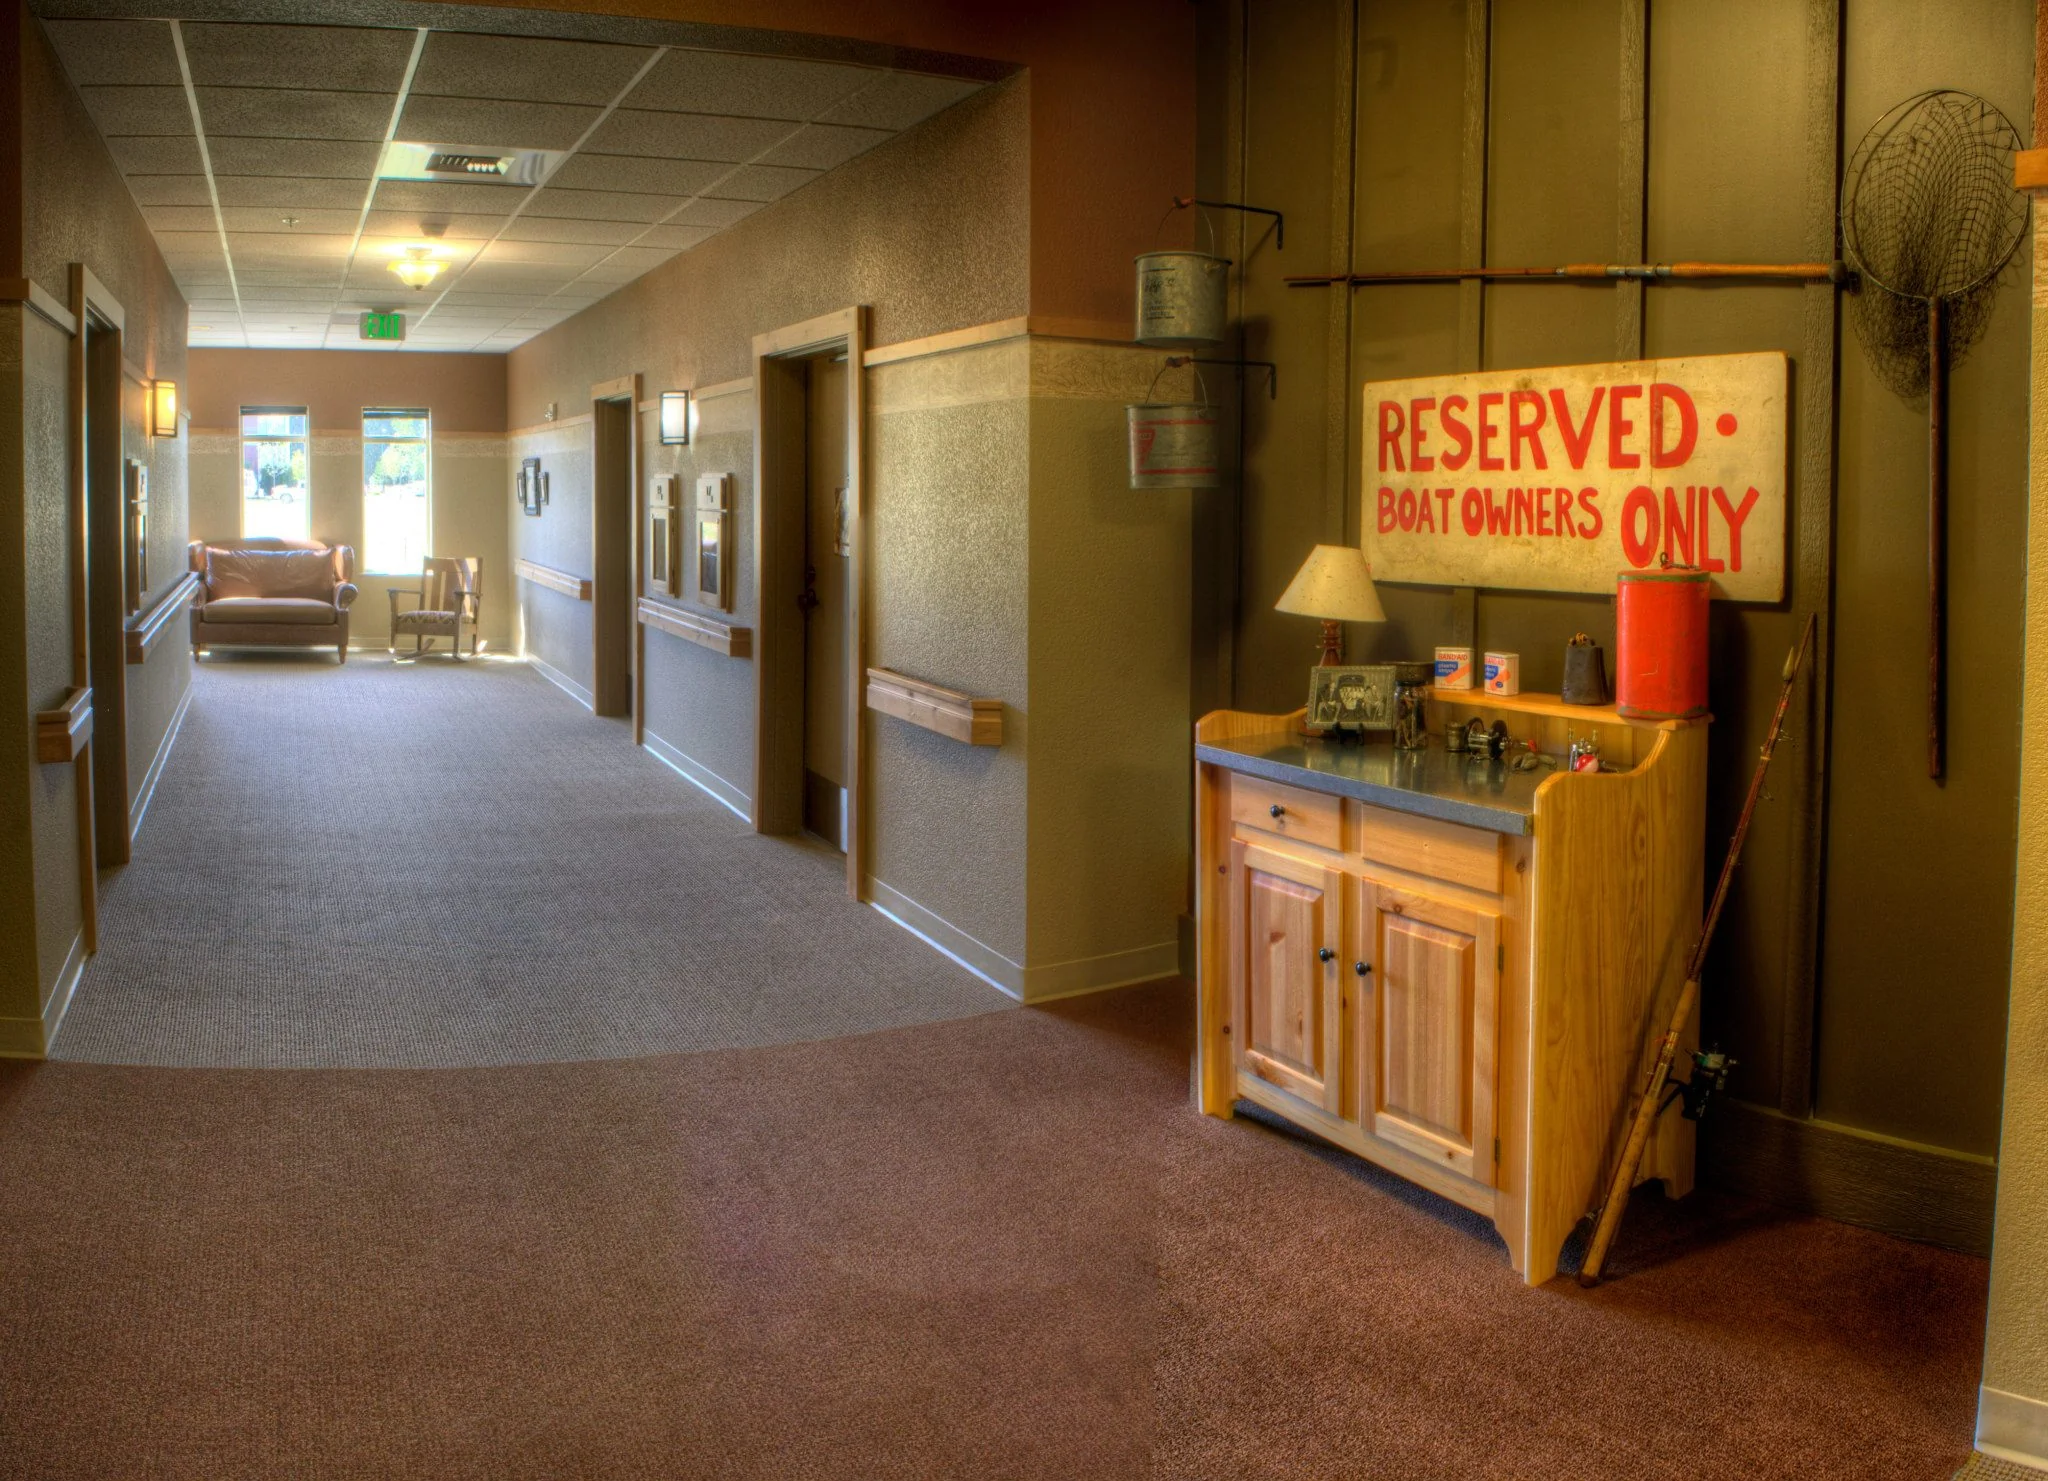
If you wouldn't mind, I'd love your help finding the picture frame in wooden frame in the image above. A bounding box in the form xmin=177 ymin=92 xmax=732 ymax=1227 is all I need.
xmin=1304 ymin=663 xmax=1397 ymax=734
xmin=123 ymin=458 xmax=148 ymax=615
xmin=648 ymin=474 xmax=678 ymax=594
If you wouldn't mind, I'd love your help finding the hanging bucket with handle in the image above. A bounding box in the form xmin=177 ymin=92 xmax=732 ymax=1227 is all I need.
xmin=1134 ymin=252 xmax=1230 ymax=347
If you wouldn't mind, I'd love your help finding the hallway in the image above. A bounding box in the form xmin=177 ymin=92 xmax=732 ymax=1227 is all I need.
xmin=53 ymin=656 xmax=1008 ymax=1068
xmin=0 ymin=659 xmax=1997 ymax=1480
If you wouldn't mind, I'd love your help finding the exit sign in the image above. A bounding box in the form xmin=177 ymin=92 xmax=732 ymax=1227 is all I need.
xmin=360 ymin=310 xmax=406 ymax=342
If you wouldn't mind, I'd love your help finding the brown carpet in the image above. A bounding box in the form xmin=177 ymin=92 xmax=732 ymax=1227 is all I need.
xmin=0 ymin=981 xmax=1987 ymax=1479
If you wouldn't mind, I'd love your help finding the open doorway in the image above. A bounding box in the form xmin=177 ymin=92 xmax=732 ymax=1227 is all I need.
xmin=591 ymin=375 xmax=638 ymax=720
xmin=79 ymin=273 xmax=126 ymax=869
xmin=753 ymin=309 xmax=867 ymax=897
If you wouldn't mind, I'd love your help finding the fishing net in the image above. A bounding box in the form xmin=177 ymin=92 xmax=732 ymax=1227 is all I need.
xmin=1840 ymin=89 xmax=2027 ymax=397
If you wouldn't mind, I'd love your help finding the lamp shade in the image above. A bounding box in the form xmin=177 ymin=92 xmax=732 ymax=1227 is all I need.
xmin=148 ymin=379 xmax=179 ymax=439
xmin=1275 ymin=544 xmax=1385 ymax=623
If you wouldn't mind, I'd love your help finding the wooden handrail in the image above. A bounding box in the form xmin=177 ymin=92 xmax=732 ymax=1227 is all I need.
xmin=36 ymin=687 xmax=92 ymax=763
xmin=865 ymin=667 xmax=1001 ymax=746
xmin=636 ymin=598 xmax=751 ymax=658
xmin=516 ymin=558 xmax=591 ymax=601
xmin=126 ymin=572 xmax=201 ymax=664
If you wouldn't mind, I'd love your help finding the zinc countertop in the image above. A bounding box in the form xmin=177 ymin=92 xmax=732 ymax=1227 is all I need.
xmin=1194 ymin=731 xmax=1543 ymax=834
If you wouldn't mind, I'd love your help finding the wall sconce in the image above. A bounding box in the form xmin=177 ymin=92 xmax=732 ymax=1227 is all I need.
xmin=148 ymin=379 xmax=179 ymax=439
xmin=659 ymin=389 xmax=691 ymax=446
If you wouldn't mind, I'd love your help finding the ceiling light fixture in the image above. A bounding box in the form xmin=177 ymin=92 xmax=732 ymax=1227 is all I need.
xmin=389 ymin=246 xmax=446 ymax=291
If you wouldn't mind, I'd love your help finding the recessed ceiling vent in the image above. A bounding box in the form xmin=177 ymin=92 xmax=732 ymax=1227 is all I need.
xmin=376 ymin=141 xmax=564 ymax=187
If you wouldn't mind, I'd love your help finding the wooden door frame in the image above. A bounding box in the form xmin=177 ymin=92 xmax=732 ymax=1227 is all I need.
xmin=750 ymin=306 xmax=868 ymax=900
xmin=590 ymin=374 xmax=639 ymax=720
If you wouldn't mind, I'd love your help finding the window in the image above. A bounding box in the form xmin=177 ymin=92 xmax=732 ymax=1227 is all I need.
xmin=240 ymin=407 xmax=309 ymax=540
xmin=362 ymin=408 xmax=431 ymax=575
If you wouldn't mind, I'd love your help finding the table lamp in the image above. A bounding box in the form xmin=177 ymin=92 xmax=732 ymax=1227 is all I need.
xmin=1276 ymin=543 xmax=1386 ymax=665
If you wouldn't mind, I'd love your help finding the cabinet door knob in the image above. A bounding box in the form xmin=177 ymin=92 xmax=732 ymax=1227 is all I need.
xmin=1354 ymin=961 xmax=1371 ymax=977
xmin=1318 ymin=947 xmax=1335 ymax=963
xmin=1269 ymin=803 xmax=1286 ymax=819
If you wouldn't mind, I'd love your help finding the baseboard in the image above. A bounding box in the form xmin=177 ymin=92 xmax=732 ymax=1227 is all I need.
xmin=0 ymin=931 xmax=87 ymax=1058
xmin=866 ymin=877 xmax=1179 ymax=1003
xmin=1978 ymin=1388 xmax=2048 ymax=1470
xmin=642 ymin=727 xmax=751 ymax=821
xmin=129 ymin=676 xmax=194 ymax=842
xmin=1700 ymin=1097 xmax=1997 ymax=1255
xmin=525 ymin=652 xmax=593 ymax=711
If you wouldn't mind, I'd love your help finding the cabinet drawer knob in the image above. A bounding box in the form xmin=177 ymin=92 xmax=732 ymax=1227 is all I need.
xmin=1269 ymin=803 xmax=1286 ymax=819
xmin=1354 ymin=961 xmax=1371 ymax=977
xmin=1318 ymin=947 xmax=1335 ymax=963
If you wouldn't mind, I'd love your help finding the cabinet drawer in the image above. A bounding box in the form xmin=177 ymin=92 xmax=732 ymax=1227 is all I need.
xmin=1351 ymin=802 xmax=1503 ymax=894
xmin=1231 ymin=774 xmax=1343 ymax=851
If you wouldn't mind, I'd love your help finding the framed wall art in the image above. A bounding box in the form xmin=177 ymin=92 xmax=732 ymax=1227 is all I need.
xmin=517 ymin=456 xmax=548 ymax=516
xmin=694 ymin=472 xmax=732 ymax=612
xmin=124 ymin=459 xmax=149 ymax=615
xmin=648 ymin=475 xmax=679 ymax=594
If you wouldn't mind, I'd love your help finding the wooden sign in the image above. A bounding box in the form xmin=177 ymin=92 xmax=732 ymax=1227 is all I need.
xmin=1363 ymin=351 xmax=1787 ymax=601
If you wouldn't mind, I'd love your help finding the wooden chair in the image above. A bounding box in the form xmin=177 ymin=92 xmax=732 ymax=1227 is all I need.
xmin=389 ymin=557 xmax=482 ymax=661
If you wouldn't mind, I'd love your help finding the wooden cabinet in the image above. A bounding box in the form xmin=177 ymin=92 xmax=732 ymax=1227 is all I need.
xmin=1229 ymin=840 xmax=1343 ymax=1116
xmin=1194 ymin=694 xmax=1707 ymax=1286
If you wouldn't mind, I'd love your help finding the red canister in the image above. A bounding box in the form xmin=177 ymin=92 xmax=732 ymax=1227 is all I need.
xmin=1616 ymin=567 xmax=1710 ymax=720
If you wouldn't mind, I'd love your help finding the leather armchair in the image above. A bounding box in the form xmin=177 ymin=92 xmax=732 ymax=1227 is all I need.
xmin=189 ymin=538 xmax=358 ymax=664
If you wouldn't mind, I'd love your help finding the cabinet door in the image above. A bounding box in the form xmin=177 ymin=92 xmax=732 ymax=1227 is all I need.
xmin=1230 ymin=839 xmax=1344 ymax=1115
xmin=1362 ymin=881 xmax=1500 ymax=1185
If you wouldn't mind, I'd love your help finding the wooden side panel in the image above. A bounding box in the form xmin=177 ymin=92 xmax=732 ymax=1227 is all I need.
xmin=1231 ymin=838 xmax=1343 ymax=1116
xmin=1522 ymin=723 xmax=1707 ymax=1285
xmin=1367 ymin=881 xmax=1499 ymax=1184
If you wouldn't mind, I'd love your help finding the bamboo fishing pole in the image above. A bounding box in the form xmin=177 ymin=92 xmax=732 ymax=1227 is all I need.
xmin=1576 ymin=612 xmax=1817 ymax=1289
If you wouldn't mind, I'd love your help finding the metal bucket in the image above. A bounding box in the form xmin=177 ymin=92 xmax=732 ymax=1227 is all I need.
xmin=1128 ymin=402 xmax=1222 ymax=488
xmin=1135 ymin=251 xmax=1229 ymax=347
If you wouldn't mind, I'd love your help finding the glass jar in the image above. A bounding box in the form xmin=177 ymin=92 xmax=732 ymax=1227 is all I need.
xmin=1392 ymin=661 xmax=1433 ymax=750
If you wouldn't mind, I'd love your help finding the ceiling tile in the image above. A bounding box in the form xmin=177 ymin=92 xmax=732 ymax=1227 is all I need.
xmin=636 ymin=223 xmax=716 ymax=251
xmin=543 ymin=152 xmax=724 ymax=197
xmin=222 ymin=207 xmax=362 ymax=234
xmin=579 ymin=245 xmax=676 ymax=281
xmin=432 ymin=292 xmax=550 ymax=308
xmin=207 ymin=137 xmax=380 ymax=178
xmin=756 ymin=123 xmax=892 ymax=172
xmin=668 ymin=197 xmax=762 ymax=229
xmin=584 ymin=109 xmax=791 ymax=162
xmin=142 ymin=205 xmax=224 ymax=233
xmin=79 ymin=86 xmax=191 ymax=137
xmin=476 ymin=240 xmax=611 ymax=268
xmin=498 ymin=217 xmax=645 ymax=247
xmin=704 ymin=164 xmax=816 ymax=203
xmin=524 ymin=187 xmax=679 ymax=224
xmin=198 ymin=88 xmax=390 ymax=141
xmin=363 ymin=210 xmax=508 ymax=241
xmin=624 ymin=50 xmax=873 ymax=121
xmin=43 ymin=20 xmax=181 ymax=87
xmin=125 ymin=174 xmax=213 ymax=206
xmin=227 ymin=230 xmax=356 ymax=255
xmin=214 ymin=176 xmax=370 ymax=209
xmin=153 ymin=230 xmax=227 ymax=257
xmin=108 ymin=135 xmax=203 ymax=173
xmin=183 ymin=24 xmax=416 ymax=93
xmin=372 ymin=179 xmax=530 ymax=214
xmin=396 ymin=96 xmax=599 ymax=152
xmin=817 ymin=72 xmax=980 ymax=131
xmin=410 ymin=33 xmax=653 ymax=106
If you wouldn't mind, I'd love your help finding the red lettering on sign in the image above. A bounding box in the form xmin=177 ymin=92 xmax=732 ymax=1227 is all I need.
xmin=1578 ymin=487 xmax=1603 ymax=539
xmin=1416 ymin=487 xmax=1437 ymax=532
xmin=1398 ymin=488 xmax=1417 ymax=531
xmin=1435 ymin=488 xmax=1454 ymax=531
xmin=1460 ymin=487 xmax=1485 ymax=536
xmin=1610 ymin=384 xmax=1643 ymax=470
xmin=1550 ymin=386 xmax=1605 ymax=469
xmin=1511 ymin=486 xmax=1535 ymax=534
xmin=1698 ymin=488 xmax=1726 ymax=573
xmin=1478 ymin=392 xmax=1505 ymax=471
xmin=1712 ymin=485 xmax=1760 ymax=571
xmin=1377 ymin=486 xmax=1397 ymax=534
xmin=1662 ymin=487 xmax=1694 ymax=566
xmin=1621 ymin=486 xmax=1658 ymax=566
xmin=1409 ymin=397 xmax=1436 ymax=472
xmin=1535 ymin=488 xmax=1553 ymax=536
xmin=1509 ymin=391 xmax=1549 ymax=470
xmin=1485 ymin=488 xmax=1511 ymax=535
xmin=1650 ymin=383 xmax=1698 ymax=469
xmin=1379 ymin=400 xmax=1406 ymax=473
xmin=1555 ymin=486 xmax=1577 ymax=537
xmin=1440 ymin=395 xmax=1473 ymax=471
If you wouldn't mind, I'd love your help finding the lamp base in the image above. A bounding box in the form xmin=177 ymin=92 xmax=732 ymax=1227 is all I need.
xmin=1318 ymin=619 xmax=1344 ymax=667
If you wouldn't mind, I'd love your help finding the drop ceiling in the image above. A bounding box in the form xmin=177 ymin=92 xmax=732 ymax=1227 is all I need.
xmin=42 ymin=17 xmax=988 ymax=351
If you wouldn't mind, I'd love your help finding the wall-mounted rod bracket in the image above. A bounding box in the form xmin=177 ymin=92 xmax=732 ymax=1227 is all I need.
xmin=1167 ymin=354 xmax=1277 ymax=400
xmin=1173 ymin=196 xmax=1284 ymax=250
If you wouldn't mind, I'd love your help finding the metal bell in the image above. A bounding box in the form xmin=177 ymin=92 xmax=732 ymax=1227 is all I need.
xmin=1562 ymin=632 xmax=1609 ymax=706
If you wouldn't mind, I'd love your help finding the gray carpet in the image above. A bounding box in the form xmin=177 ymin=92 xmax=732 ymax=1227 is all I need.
xmin=53 ymin=653 xmax=1011 ymax=1068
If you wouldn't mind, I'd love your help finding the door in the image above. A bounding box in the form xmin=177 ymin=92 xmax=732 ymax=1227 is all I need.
xmin=83 ymin=319 xmax=128 ymax=862
xmin=800 ymin=355 xmax=849 ymax=848
xmin=591 ymin=392 xmax=634 ymax=718
xmin=1360 ymin=879 xmax=1500 ymax=1184
xmin=1229 ymin=839 xmax=1344 ymax=1115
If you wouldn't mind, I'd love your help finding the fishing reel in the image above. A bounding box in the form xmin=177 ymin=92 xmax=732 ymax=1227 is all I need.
xmin=1661 ymin=1047 xmax=1737 ymax=1123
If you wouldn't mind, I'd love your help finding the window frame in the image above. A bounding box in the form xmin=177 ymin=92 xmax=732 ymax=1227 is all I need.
xmin=238 ymin=404 xmax=311 ymax=541
xmin=360 ymin=406 xmax=433 ymax=577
